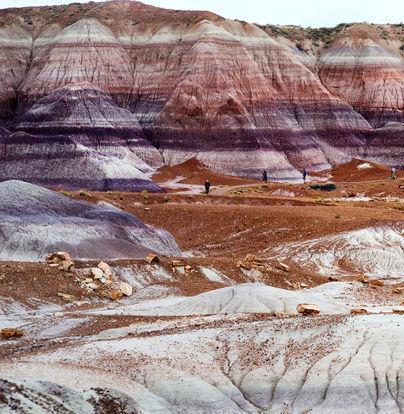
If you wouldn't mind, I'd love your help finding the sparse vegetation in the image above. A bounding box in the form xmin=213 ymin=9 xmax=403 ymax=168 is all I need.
xmin=260 ymin=22 xmax=353 ymax=45
xmin=79 ymin=189 xmax=90 ymax=197
xmin=309 ymin=184 xmax=337 ymax=192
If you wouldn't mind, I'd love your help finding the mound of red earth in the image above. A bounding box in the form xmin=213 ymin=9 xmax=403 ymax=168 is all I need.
xmin=330 ymin=159 xmax=395 ymax=182
xmin=153 ymin=158 xmax=258 ymax=186
xmin=0 ymin=2 xmax=402 ymax=189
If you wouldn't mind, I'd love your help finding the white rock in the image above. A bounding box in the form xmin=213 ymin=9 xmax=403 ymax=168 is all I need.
xmin=97 ymin=261 xmax=112 ymax=276
xmin=119 ymin=282 xmax=133 ymax=296
xmin=91 ymin=268 xmax=104 ymax=279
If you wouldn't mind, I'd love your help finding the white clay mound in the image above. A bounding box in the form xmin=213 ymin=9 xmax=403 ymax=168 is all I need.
xmin=154 ymin=282 xmax=350 ymax=316
xmin=275 ymin=224 xmax=404 ymax=280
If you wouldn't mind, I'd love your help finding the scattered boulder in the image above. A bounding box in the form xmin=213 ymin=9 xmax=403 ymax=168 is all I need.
xmin=328 ymin=276 xmax=338 ymax=281
xmin=97 ymin=261 xmax=112 ymax=277
xmin=392 ymin=308 xmax=404 ymax=315
xmin=46 ymin=252 xmax=72 ymax=264
xmin=46 ymin=252 xmax=74 ymax=271
xmin=1 ymin=328 xmax=24 ymax=339
xmin=90 ymin=268 xmax=104 ymax=279
xmin=171 ymin=260 xmax=184 ymax=267
xmin=357 ymin=275 xmax=369 ymax=284
xmin=369 ymin=279 xmax=384 ymax=287
xmin=350 ymin=308 xmax=368 ymax=315
xmin=57 ymin=293 xmax=75 ymax=302
xmin=393 ymin=287 xmax=404 ymax=294
xmin=237 ymin=254 xmax=271 ymax=271
xmin=145 ymin=253 xmax=159 ymax=264
xmin=59 ymin=260 xmax=75 ymax=272
xmin=119 ymin=282 xmax=133 ymax=297
xmin=109 ymin=290 xmax=123 ymax=300
xmin=184 ymin=265 xmax=192 ymax=271
xmin=297 ymin=303 xmax=320 ymax=315
xmin=275 ymin=262 xmax=290 ymax=272
xmin=273 ymin=311 xmax=289 ymax=318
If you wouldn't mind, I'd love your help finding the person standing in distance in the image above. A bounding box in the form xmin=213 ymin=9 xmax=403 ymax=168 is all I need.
xmin=303 ymin=168 xmax=307 ymax=182
xmin=204 ymin=179 xmax=211 ymax=194
xmin=391 ymin=167 xmax=396 ymax=180
xmin=262 ymin=170 xmax=268 ymax=184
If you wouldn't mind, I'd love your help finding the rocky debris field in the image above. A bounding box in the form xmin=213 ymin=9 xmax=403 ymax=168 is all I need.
xmin=0 ymin=161 xmax=403 ymax=413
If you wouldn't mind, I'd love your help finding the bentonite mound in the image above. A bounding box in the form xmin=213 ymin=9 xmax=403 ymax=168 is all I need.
xmin=0 ymin=83 xmax=163 ymax=192
xmin=274 ymin=224 xmax=404 ymax=281
xmin=151 ymin=283 xmax=349 ymax=316
xmin=1 ymin=314 xmax=403 ymax=413
xmin=0 ymin=180 xmax=180 ymax=261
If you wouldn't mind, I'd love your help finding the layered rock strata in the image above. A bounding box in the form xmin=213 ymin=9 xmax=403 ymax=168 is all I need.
xmin=0 ymin=1 xmax=402 ymax=187
xmin=0 ymin=180 xmax=180 ymax=260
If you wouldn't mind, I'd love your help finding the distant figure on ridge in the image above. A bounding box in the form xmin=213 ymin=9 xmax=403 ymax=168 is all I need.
xmin=204 ymin=180 xmax=211 ymax=194
xmin=391 ymin=167 xmax=396 ymax=180
xmin=303 ymin=168 xmax=307 ymax=182
xmin=262 ymin=170 xmax=268 ymax=184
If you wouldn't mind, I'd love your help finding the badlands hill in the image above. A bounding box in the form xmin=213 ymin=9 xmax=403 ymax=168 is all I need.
xmin=0 ymin=180 xmax=180 ymax=260
xmin=0 ymin=1 xmax=403 ymax=189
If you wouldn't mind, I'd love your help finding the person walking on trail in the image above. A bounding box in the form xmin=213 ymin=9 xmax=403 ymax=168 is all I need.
xmin=391 ymin=167 xmax=396 ymax=180
xmin=204 ymin=180 xmax=211 ymax=194
xmin=262 ymin=170 xmax=268 ymax=184
xmin=303 ymin=168 xmax=307 ymax=182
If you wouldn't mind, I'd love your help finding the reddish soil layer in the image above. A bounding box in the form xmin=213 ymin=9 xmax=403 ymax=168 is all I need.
xmin=72 ymin=187 xmax=402 ymax=258
xmin=0 ymin=262 xmax=94 ymax=306
xmin=0 ymin=257 xmax=328 ymax=309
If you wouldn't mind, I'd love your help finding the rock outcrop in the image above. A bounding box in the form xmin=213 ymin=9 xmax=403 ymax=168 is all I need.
xmin=0 ymin=83 xmax=162 ymax=191
xmin=0 ymin=180 xmax=180 ymax=261
xmin=0 ymin=1 xmax=402 ymax=187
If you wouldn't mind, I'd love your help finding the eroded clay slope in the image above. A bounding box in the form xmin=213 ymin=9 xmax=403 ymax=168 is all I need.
xmin=0 ymin=180 xmax=180 ymax=260
xmin=1 ymin=314 xmax=403 ymax=413
xmin=0 ymin=1 xmax=402 ymax=186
